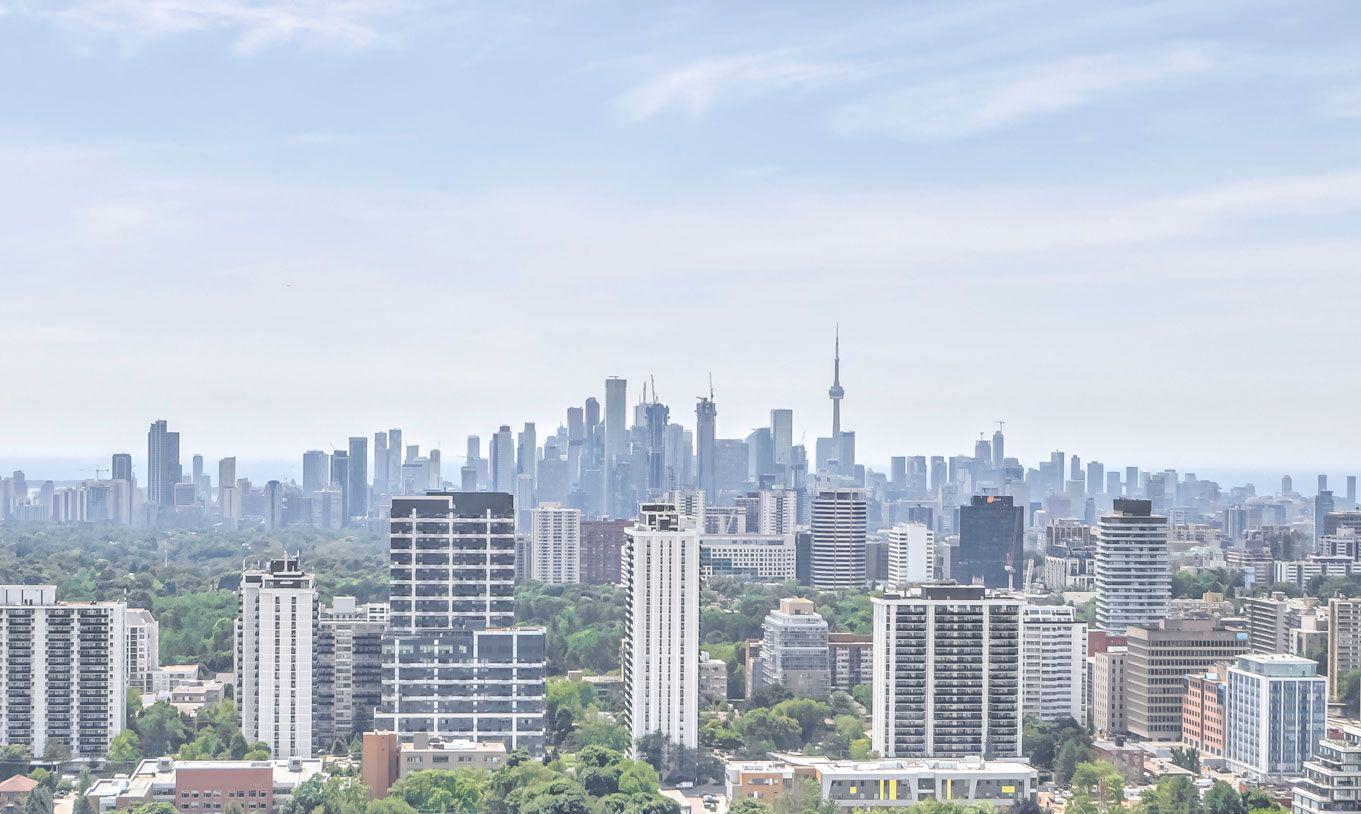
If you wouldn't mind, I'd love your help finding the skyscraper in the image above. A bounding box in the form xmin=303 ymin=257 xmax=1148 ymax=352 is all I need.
xmin=237 ymin=556 xmax=316 ymax=759
xmin=605 ymin=377 xmax=628 ymax=463
xmin=992 ymin=425 xmax=1005 ymax=469
xmin=111 ymin=452 xmax=133 ymax=484
xmin=374 ymin=431 xmax=390 ymax=498
xmin=348 ymin=436 xmax=368 ymax=521
xmin=1094 ymin=499 xmax=1171 ymax=634
xmin=218 ymin=456 xmax=240 ymax=527
xmin=303 ymin=450 xmax=328 ymax=496
xmin=378 ymin=492 xmax=546 ymax=754
xmin=1317 ymin=490 xmax=1336 ymax=543
xmin=517 ymin=422 xmax=537 ymax=486
xmin=531 ymin=503 xmax=581 ymax=584
xmin=622 ymin=503 xmax=700 ymax=752
xmin=956 ymin=495 xmax=1024 ymax=589
xmin=331 ymin=450 xmax=350 ymax=521
xmin=491 ymin=426 xmax=515 ymax=494
xmin=827 ymin=327 xmax=847 ymax=474
xmin=146 ymin=419 xmax=181 ymax=507
xmin=388 ymin=428 xmax=403 ymax=491
xmin=770 ymin=408 xmax=793 ymax=470
xmin=872 ymin=585 xmax=1022 ymax=759
xmin=810 ymin=488 xmax=867 ymax=590
xmin=695 ymin=393 xmax=717 ymax=501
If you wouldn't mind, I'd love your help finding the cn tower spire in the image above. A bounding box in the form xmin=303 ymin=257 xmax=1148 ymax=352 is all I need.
xmin=829 ymin=324 xmax=844 ymax=442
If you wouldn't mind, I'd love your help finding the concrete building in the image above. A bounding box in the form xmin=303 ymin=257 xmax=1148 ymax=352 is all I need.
xmin=699 ymin=534 xmax=798 ymax=582
xmin=126 ymin=608 xmax=160 ymax=694
xmin=701 ymin=652 xmax=728 ymax=703
xmin=1294 ymin=722 xmax=1361 ymax=814
xmin=885 ymin=523 xmax=934 ymax=587
xmin=1330 ymin=598 xmax=1361 ymax=701
xmin=236 ymin=556 xmax=316 ymax=760
xmin=361 ymin=731 xmax=507 ymax=798
xmin=0 ymin=585 xmax=127 ymax=760
xmin=378 ymin=492 xmax=547 ymax=755
xmin=871 ymin=585 xmax=1022 ymax=759
xmin=1123 ymin=618 xmax=1249 ymax=742
xmin=829 ymin=634 xmax=874 ymax=693
xmin=1094 ymin=499 xmax=1171 ymax=634
xmin=621 ymin=503 xmax=700 ymax=751
xmin=1243 ymin=593 xmax=1320 ymax=655
xmin=1021 ymin=604 xmax=1087 ymax=724
xmin=314 ymin=597 xmax=387 ymax=752
xmin=1225 ymin=654 xmax=1326 ymax=782
xmin=759 ymin=598 xmax=831 ymax=699
xmin=580 ymin=519 xmax=630 ymax=585
xmin=531 ymin=503 xmax=582 ymax=584
xmin=1090 ymin=647 xmax=1128 ymax=737
xmin=811 ymin=489 xmax=867 ymax=590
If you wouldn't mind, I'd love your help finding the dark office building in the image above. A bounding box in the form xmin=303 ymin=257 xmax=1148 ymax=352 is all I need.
xmin=955 ymin=495 xmax=1025 ymax=589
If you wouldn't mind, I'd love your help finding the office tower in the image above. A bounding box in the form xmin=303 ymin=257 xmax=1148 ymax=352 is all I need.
xmin=531 ymin=503 xmax=581 ymax=584
xmin=890 ymin=457 xmax=907 ymax=491
xmin=1086 ymin=461 xmax=1105 ymax=496
xmin=885 ymin=522 xmax=934 ymax=586
xmin=929 ymin=457 xmax=946 ymax=496
xmin=770 ymin=409 xmax=793 ymax=470
xmin=379 ymin=492 xmax=546 ymax=754
xmin=1124 ymin=467 xmax=1139 ymax=497
xmin=330 ymin=449 xmax=350 ymax=520
xmin=1094 ymin=499 xmax=1171 ymax=634
xmin=347 ymin=436 xmax=368 ymax=519
xmin=955 ymin=496 xmax=1024 ymax=589
xmin=992 ymin=426 xmax=1005 ymax=469
xmin=974 ymin=438 xmax=992 ymax=465
xmin=303 ymin=450 xmax=328 ymax=496
xmin=374 ymin=432 xmax=390 ymax=497
xmin=237 ymin=556 xmax=315 ymax=759
xmin=264 ymin=480 xmax=284 ymax=529
xmin=1104 ymin=471 xmax=1121 ymax=499
xmin=758 ymin=598 xmax=830 ymax=699
xmin=696 ymin=394 xmax=717 ymax=501
xmin=517 ymin=422 xmax=537 ymax=485
xmin=810 ymin=488 xmax=867 ymax=590
xmin=584 ymin=397 xmax=601 ymax=447
xmin=388 ymin=428 xmax=403 ymax=491
xmin=218 ymin=457 xmax=240 ymax=527
xmin=1317 ymin=490 xmax=1336 ymax=543
xmin=1123 ymin=618 xmax=1249 ymax=741
xmin=871 ymin=585 xmax=1022 ymax=759
xmin=1283 ymin=474 xmax=1294 ymax=495
xmin=0 ymin=585 xmax=127 ymax=759
xmin=605 ymin=377 xmax=628 ymax=463
xmin=191 ymin=454 xmax=204 ymax=498
xmin=125 ymin=608 xmax=159 ymax=693
xmin=1091 ymin=647 xmax=1129 ymax=737
xmin=111 ymin=452 xmax=133 ymax=484
xmin=1069 ymin=455 xmax=1082 ymax=483
xmin=146 ymin=419 xmax=181 ymax=507
xmin=314 ymin=597 xmax=388 ymax=751
xmin=1021 ymin=605 xmax=1086 ymax=724
xmin=621 ymin=503 xmax=700 ymax=751
xmin=643 ymin=401 xmax=670 ymax=494
xmin=490 ymin=426 xmax=515 ymax=494
xmin=460 ymin=465 xmax=477 ymax=491
xmin=1224 ymin=655 xmax=1325 ymax=782
xmin=747 ymin=428 xmax=774 ymax=481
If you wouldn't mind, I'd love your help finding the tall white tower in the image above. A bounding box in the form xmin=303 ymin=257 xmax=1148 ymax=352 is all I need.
xmin=237 ymin=555 xmax=316 ymax=759
xmin=1094 ymin=498 xmax=1171 ymax=634
xmin=532 ymin=503 xmax=582 ymax=584
xmin=622 ymin=503 xmax=700 ymax=752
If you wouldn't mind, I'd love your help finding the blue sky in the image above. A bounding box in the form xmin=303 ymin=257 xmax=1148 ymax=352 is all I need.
xmin=1 ymin=0 xmax=1360 ymax=474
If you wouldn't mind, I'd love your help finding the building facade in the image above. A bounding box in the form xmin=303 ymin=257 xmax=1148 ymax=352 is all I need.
xmin=531 ymin=503 xmax=582 ymax=584
xmin=1021 ymin=604 xmax=1087 ymax=724
xmin=759 ymin=598 xmax=831 ymax=699
xmin=314 ymin=597 xmax=387 ymax=752
xmin=126 ymin=608 xmax=160 ymax=694
xmin=1225 ymin=654 xmax=1327 ymax=782
xmin=236 ymin=557 xmax=316 ymax=760
xmin=1094 ymin=499 xmax=1171 ymax=634
xmin=1123 ymin=618 xmax=1249 ymax=742
xmin=811 ymin=489 xmax=867 ymax=590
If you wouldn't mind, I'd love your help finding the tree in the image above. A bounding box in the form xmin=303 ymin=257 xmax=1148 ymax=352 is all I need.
xmin=772 ymin=778 xmax=834 ymax=814
xmin=772 ymin=699 xmax=829 ymax=743
xmin=730 ymin=801 xmax=774 ymax=814
xmin=388 ymin=770 xmax=487 ymax=814
xmin=41 ymin=741 xmax=71 ymax=764
xmin=1204 ymin=782 xmax=1247 ymax=814
xmin=1071 ymin=762 xmax=1125 ymax=811
xmin=132 ymin=702 xmax=187 ymax=757
xmin=127 ymin=804 xmax=177 ymax=814
xmin=108 ymin=731 xmax=142 ymax=766
xmin=23 ymin=788 xmax=52 ymax=814
xmin=1170 ymin=746 xmax=1201 ymax=774
xmin=1140 ymin=776 xmax=1203 ymax=814
xmin=737 ymin=708 xmax=802 ymax=754
xmin=616 ymin=761 xmax=660 ymax=796
xmin=366 ymin=799 xmax=417 ymax=814
xmin=0 ymin=745 xmax=29 ymax=777
xmin=1054 ymin=740 xmax=1085 ymax=785
xmin=73 ymin=795 xmax=96 ymax=814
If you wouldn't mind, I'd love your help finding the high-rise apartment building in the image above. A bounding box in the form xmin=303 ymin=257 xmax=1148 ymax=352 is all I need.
xmin=237 ymin=556 xmax=316 ymax=760
xmin=758 ymin=598 xmax=830 ymax=699
xmin=378 ymin=492 xmax=546 ymax=754
xmin=1226 ymin=654 xmax=1326 ymax=782
xmin=758 ymin=489 xmax=797 ymax=536
xmin=1094 ymin=499 xmax=1171 ymax=634
xmin=580 ymin=519 xmax=630 ymax=585
xmin=1123 ymin=618 xmax=1249 ymax=742
xmin=313 ymin=597 xmax=387 ymax=752
xmin=1328 ymin=598 xmax=1361 ymax=701
xmin=954 ymin=496 xmax=1024 ymax=589
xmin=810 ymin=488 xmax=867 ymax=590
xmin=146 ymin=419 xmax=181 ymax=508
xmin=885 ymin=522 xmax=934 ymax=587
xmin=621 ymin=503 xmax=700 ymax=751
xmin=871 ymin=585 xmax=1022 ymax=760
xmin=126 ymin=608 xmax=160 ymax=694
xmin=0 ymin=585 xmax=127 ymax=760
xmin=531 ymin=503 xmax=581 ymax=584
xmin=1021 ymin=605 xmax=1087 ymax=724
xmin=1090 ymin=647 xmax=1128 ymax=737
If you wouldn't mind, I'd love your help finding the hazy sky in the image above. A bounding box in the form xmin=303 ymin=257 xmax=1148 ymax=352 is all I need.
xmin=2 ymin=1 xmax=1360 ymax=473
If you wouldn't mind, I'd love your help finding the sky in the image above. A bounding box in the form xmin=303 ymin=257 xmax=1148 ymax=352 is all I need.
xmin=1 ymin=0 xmax=1360 ymax=478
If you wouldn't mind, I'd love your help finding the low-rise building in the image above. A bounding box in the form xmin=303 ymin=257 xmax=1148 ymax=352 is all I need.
xmin=727 ymin=755 xmax=1037 ymax=809
xmin=362 ymin=732 xmax=506 ymax=798
xmin=84 ymin=758 xmax=324 ymax=814
xmin=701 ymin=652 xmax=728 ymax=703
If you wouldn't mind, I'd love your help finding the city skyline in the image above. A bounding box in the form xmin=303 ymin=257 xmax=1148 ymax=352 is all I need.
xmin=2 ymin=2 xmax=1361 ymax=468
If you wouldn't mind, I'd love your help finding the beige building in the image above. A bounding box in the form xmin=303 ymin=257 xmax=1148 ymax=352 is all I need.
xmin=362 ymin=732 xmax=506 ymax=798
xmin=1328 ymin=598 xmax=1361 ymax=700
xmin=1124 ymin=618 xmax=1249 ymax=741
xmin=1090 ymin=647 xmax=1128 ymax=737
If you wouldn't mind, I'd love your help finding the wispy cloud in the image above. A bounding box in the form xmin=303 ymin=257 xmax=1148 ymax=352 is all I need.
xmin=615 ymin=52 xmax=858 ymax=122
xmin=830 ymin=45 xmax=1216 ymax=141
xmin=18 ymin=0 xmax=414 ymax=54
